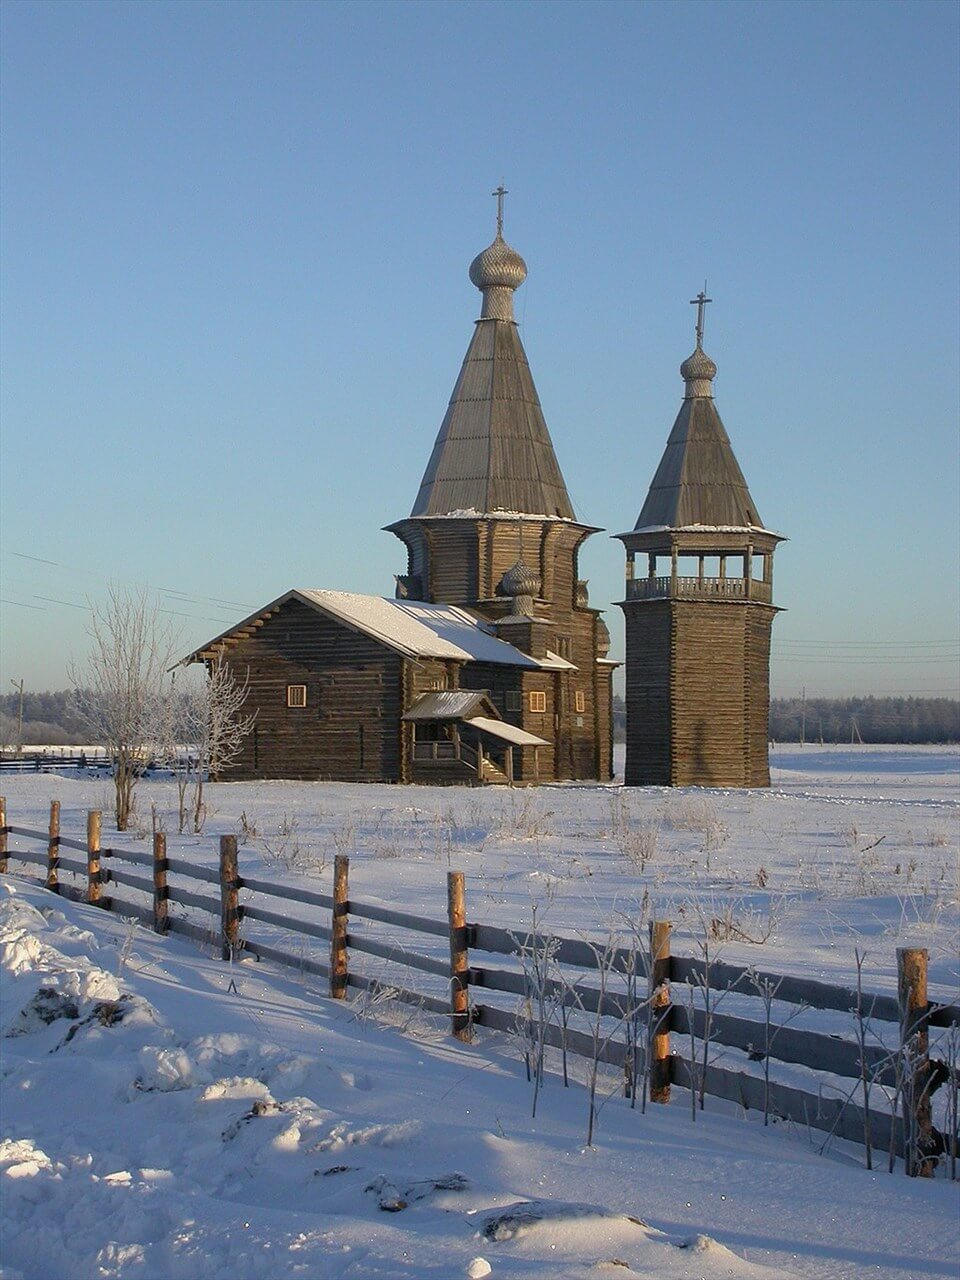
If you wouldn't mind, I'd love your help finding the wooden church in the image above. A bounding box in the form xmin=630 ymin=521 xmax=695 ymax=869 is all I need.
xmin=185 ymin=193 xmax=617 ymax=785
xmin=617 ymin=295 xmax=783 ymax=787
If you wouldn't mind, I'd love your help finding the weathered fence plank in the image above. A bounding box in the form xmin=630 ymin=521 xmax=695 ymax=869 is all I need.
xmin=240 ymin=874 xmax=333 ymax=910
xmin=671 ymin=1004 xmax=896 ymax=1087
xmin=672 ymin=955 xmax=901 ymax=1025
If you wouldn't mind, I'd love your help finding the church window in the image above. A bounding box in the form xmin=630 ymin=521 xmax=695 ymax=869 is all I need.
xmin=287 ymin=684 xmax=307 ymax=708
xmin=529 ymin=691 xmax=547 ymax=713
xmin=505 ymin=690 xmax=521 ymax=712
xmin=575 ymin=690 xmax=586 ymax=713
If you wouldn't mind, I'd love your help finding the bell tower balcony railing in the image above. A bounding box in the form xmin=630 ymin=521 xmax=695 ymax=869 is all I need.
xmin=625 ymin=575 xmax=773 ymax=604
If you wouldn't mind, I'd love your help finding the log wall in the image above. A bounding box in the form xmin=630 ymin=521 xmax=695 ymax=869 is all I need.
xmin=622 ymin=598 xmax=775 ymax=788
xmin=221 ymin=598 xmax=403 ymax=782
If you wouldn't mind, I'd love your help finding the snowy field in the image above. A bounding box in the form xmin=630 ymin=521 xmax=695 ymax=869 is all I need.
xmin=1 ymin=745 xmax=958 ymax=1279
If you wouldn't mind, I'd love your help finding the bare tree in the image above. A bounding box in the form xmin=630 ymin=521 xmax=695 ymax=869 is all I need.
xmin=185 ymin=652 xmax=256 ymax=833
xmin=69 ymin=588 xmax=179 ymax=831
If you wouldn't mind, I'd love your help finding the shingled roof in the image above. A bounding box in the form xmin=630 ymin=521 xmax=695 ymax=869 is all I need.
xmin=634 ymin=343 xmax=765 ymax=531
xmin=410 ymin=227 xmax=576 ymax=520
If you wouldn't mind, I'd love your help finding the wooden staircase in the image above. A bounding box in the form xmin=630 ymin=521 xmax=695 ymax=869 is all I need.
xmin=479 ymin=758 xmax=510 ymax=785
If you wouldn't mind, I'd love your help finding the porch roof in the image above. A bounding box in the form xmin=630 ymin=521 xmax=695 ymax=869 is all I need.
xmin=402 ymin=691 xmax=491 ymax=721
xmin=466 ymin=717 xmax=549 ymax=748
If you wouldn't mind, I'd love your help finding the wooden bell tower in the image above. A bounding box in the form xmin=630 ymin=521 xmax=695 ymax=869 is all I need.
xmin=617 ymin=296 xmax=784 ymax=787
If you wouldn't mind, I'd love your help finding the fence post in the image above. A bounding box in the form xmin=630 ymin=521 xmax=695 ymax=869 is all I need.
xmin=0 ymin=796 xmax=7 ymax=874
xmin=153 ymin=832 xmax=169 ymax=935
xmin=86 ymin=810 xmax=102 ymax=906
xmin=649 ymin=918 xmax=671 ymax=1104
xmin=898 ymin=946 xmax=933 ymax=1176
xmin=47 ymin=800 xmax=60 ymax=893
xmin=219 ymin=834 xmax=240 ymax=962
xmin=330 ymin=855 xmax=349 ymax=999
xmin=447 ymin=870 xmax=471 ymax=1042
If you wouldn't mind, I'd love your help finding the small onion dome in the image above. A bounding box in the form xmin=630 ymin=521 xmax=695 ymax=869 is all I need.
xmin=680 ymin=344 xmax=718 ymax=382
xmin=500 ymin=557 xmax=541 ymax=599
xmin=469 ymin=233 xmax=528 ymax=292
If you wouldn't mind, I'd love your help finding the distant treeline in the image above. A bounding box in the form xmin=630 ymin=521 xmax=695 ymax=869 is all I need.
xmin=769 ymin=696 xmax=959 ymax=744
xmin=2 ymin=689 xmax=958 ymax=748
xmin=613 ymin=695 xmax=958 ymax=744
xmin=0 ymin=689 xmax=90 ymax=746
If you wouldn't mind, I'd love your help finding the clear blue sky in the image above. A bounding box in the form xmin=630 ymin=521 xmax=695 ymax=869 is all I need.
xmin=2 ymin=0 xmax=958 ymax=699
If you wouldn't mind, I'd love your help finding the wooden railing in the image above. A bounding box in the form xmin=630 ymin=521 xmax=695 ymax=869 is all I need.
xmin=412 ymin=741 xmax=459 ymax=761
xmin=1 ymin=797 xmax=957 ymax=1176
xmin=626 ymin=576 xmax=773 ymax=604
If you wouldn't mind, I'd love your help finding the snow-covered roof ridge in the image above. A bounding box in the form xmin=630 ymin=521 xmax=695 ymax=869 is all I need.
xmin=296 ymin=590 xmax=541 ymax=667
xmin=624 ymin=523 xmax=787 ymax=539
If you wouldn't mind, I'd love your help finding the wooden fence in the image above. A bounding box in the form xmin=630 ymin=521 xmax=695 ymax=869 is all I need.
xmin=1 ymin=798 xmax=957 ymax=1178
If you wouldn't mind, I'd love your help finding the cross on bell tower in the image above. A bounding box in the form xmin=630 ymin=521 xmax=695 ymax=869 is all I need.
xmin=493 ymin=183 xmax=508 ymax=236
xmin=690 ymin=287 xmax=712 ymax=348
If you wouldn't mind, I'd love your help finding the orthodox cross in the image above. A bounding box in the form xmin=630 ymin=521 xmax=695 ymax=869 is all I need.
xmin=493 ymin=183 xmax=508 ymax=236
xmin=690 ymin=287 xmax=712 ymax=347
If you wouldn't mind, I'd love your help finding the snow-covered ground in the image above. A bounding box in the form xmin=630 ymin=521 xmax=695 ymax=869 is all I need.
xmin=1 ymin=745 xmax=958 ymax=1279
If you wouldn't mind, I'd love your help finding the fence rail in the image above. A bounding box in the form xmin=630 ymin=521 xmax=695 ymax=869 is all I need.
xmin=1 ymin=796 xmax=957 ymax=1178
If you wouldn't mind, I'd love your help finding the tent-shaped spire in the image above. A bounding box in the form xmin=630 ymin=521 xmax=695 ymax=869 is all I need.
xmin=634 ymin=308 xmax=764 ymax=531
xmin=410 ymin=189 xmax=576 ymax=520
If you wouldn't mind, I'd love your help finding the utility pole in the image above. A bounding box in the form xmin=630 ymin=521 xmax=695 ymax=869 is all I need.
xmin=800 ymin=685 xmax=806 ymax=747
xmin=9 ymin=679 xmax=24 ymax=756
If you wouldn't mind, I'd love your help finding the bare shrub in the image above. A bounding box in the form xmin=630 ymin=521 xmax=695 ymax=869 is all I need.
xmin=69 ymin=587 xmax=180 ymax=831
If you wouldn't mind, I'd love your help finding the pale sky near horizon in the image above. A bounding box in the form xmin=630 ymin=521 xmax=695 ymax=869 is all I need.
xmin=1 ymin=0 xmax=958 ymax=699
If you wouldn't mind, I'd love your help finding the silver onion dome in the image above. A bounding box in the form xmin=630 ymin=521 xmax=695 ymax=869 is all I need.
xmin=680 ymin=344 xmax=717 ymax=398
xmin=469 ymin=234 xmax=528 ymax=291
xmin=469 ymin=234 xmax=527 ymax=321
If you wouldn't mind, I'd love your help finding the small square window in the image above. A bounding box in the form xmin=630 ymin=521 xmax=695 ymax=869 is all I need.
xmin=287 ymin=684 xmax=307 ymax=708
xmin=575 ymin=690 xmax=586 ymax=713
xmin=505 ymin=690 xmax=522 ymax=713
xmin=529 ymin=691 xmax=547 ymax=714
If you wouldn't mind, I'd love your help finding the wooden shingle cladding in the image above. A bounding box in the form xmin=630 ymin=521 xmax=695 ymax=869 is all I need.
xmin=410 ymin=318 xmax=576 ymax=520
xmin=635 ymin=379 xmax=764 ymax=530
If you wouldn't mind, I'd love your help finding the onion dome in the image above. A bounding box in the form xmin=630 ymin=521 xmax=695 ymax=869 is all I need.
xmin=500 ymin=557 xmax=541 ymax=616
xmin=469 ymin=235 xmax=528 ymax=291
xmin=680 ymin=345 xmax=717 ymax=399
xmin=469 ymin=234 xmax=527 ymax=321
xmin=680 ymin=345 xmax=717 ymax=382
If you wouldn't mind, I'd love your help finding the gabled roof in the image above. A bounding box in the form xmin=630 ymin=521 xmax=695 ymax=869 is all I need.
xmin=183 ymin=589 xmax=549 ymax=669
xmin=410 ymin=234 xmax=576 ymax=520
xmin=402 ymin=690 xmax=494 ymax=721
xmin=633 ymin=345 xmax=764 ymax=531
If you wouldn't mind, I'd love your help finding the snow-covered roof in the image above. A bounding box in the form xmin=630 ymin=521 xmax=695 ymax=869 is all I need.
xmin=625 ymin=523 xmax=786 ymax=539
xmin=185 ymin=589 xmax=554 ymax=670
xmin=402 ymin=691 xmax=492 ymax=721
xmin=467 ymin=716 xmax=550 ymax=748
xmin=298 ymin=591 xmax=540 ymax=666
